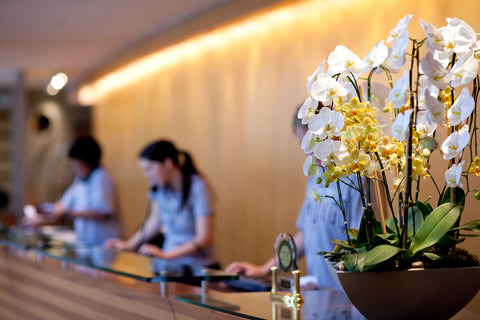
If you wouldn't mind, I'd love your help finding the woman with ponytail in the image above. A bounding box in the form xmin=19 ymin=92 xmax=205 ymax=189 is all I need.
xmin=104 ymin=140 xmax=216 ymax=267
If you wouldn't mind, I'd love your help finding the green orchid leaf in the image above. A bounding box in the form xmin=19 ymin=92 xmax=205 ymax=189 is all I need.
xmin=347 ymin=228 xmax=359 ymax=240
xmin=385 ymin=218 xmax=399 ymax=236
xmin=423 ymin=252 xmax=442 ymax=260
xmin=331 ymin=239 xmax=359 ymax=253
xmin=451 ymin=220 xmax=480 ymax=232
xmin=415 ymin=200 xmax=433 ymax=217
xmin=436 ymin=235 xmax=463 ymax=250
xmin=356 ymin=208 xmax=383 ymax=248
xmin=344 ymin=244 xmax=404 ymax=272
xmin=409 ymin=203 xmax=461 ymax=256
xmin=441 ymin=187 xmax=466 ymax=206
xmin=407 ymin=205 xmax=424 ymax=238
xmin=373 ymin=233 xmax=399 ymax=246
xmin=317 ymin=250 xmax=334 ymax=256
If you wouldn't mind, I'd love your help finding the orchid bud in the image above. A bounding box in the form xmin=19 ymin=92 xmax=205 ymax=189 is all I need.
xmin=419 ymin=136 xmax=438 ymax=152
xmin=474 ymin=191 xmax=480 ymax=200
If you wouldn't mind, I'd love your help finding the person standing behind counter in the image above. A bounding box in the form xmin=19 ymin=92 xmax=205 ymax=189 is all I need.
xmin=24 ymin=136 xmax=121 ymax=247
xmin=104 ymin=140 xmax=216 ymax=268
xmin=226 ymin=106 xmax=364 ymax=290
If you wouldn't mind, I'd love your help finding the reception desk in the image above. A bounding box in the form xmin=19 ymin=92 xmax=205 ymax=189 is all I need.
xmin=0 ymin=227 xmax=479 ymax=320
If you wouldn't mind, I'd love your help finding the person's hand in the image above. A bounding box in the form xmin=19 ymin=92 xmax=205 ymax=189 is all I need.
xmin=137 ymin=243 xmax=167 ymax=259
xmin=21 ymin=215 xmax=47 ymax=228
xmin=300 ymin=275 xmax=319 ymax=291
xmin=37 ymin=202 xmax=57 ymax=214
xmin=103 ymin=238 xmax=128 ymax=250
xmin=225 ymin=261 xmax=268 ymax=277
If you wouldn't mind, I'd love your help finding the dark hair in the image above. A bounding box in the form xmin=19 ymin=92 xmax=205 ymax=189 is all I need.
xmin=293 ymin=104 xmax=306 ymax=133
xmin=0 ymin=190 xmax=8 ymax=209
xmin=68 ymin=136 xmax=102 ymax=168
xmin=293 ymin=100 xmax=325 ymax=133
xmin=37 ymin=115 xmax=50 ymax=131
xmin=139 ymin=140 xmax=198 ymax=207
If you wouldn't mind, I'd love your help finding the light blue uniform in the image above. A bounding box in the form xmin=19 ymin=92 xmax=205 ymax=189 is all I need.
xmin=296 ymin=175 xmax=364 ymax=289
xmin=60 ymin=167 xmax=120 ymax=246
xmin=150 ymin=174 xmax=214 ymax=267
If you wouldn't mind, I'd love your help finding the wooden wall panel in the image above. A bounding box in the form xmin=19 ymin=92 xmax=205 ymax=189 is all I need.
xmin=87 ymin=0 xmax=480 ymax=269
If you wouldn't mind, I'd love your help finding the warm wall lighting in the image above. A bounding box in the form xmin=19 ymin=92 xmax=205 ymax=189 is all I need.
xmin=78 ymin=0 xmax=346 ymax=104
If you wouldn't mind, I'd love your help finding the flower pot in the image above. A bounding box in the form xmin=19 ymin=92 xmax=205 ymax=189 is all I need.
xmin=327 ymin=262 xmax=480 ymax=320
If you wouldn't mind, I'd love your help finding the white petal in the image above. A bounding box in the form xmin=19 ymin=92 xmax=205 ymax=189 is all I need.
xmin=424 ymin=88 xmax=445 ymax=124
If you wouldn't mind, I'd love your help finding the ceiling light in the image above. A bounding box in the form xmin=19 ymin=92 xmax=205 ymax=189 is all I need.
xmin=50 ymin=72 xmax=68 ymax=90
xmin=46 ymin=83 xmax=59 ymax=96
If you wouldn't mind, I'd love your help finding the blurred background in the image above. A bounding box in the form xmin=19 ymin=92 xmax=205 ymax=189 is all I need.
xmin=1 ymin=0 xmax=479 ymax=269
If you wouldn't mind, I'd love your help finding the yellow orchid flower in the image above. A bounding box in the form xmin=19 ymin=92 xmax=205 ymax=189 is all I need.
xmin=322 ymin=163 xmax=345 ymax=186
xmin=344 ymin=148 xmax=371 ymax=174
xmin=468 ymin=157 xmax=480 ymax=176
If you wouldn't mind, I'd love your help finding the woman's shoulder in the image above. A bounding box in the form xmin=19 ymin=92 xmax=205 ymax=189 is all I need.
xmin=190 ymin=174 xmax=209 ymax=190
xmin=90 ymin=166 xmax=114 ymax=182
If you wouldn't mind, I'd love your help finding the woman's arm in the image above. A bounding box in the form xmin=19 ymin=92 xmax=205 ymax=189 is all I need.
xmin=225 ymin=231 xmax=305 ymax=277
xmin=294 ymin=231 xmax=305 ymax=259
xmin=104 ymin=204 xmax=161 ymax=250
xmin=138 ymin=214 xmax=214 ymax=260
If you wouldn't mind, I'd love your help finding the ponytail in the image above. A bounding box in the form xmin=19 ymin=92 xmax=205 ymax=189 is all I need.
xmin=179 ymin=151 xmax=198 ymax=207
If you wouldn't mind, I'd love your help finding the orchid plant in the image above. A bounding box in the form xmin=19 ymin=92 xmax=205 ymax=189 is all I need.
xmin=298 ymin=15 xmax=480 ymax=272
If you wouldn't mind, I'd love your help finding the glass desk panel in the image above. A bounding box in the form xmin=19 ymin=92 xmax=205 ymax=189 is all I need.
xmin=175 ymin=289 xmax=367 ymax=320
xmin=0 ymin=226 xmax=47 ymax=249
xmin=0 ymin=227 xmax=238 ymax=284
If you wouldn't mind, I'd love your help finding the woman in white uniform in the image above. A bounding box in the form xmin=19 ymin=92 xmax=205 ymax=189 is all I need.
xmin=104 ymin=140 xmax=216 ymax=267
xmin=25 ymin=136 xmax=121 ymax=247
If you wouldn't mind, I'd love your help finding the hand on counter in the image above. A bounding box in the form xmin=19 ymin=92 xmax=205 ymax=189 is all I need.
xmin=103 ymin=238 xmax=129 ymax=251
xmin=225 ymin=261 xmax=270 ymax=277
xmin=138 ymin=243 xmax=168 ymax=259
xmin=21 ymin=203 xmax=60 ymax=227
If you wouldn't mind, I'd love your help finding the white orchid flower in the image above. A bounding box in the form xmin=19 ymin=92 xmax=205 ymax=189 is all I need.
xmin=303 ymin=155 xmax=319 ymax=177
xmin=310 ymin=73 xmax=348 ymax=106
xmin=307 ymin=61 xmax=325 ymax=94
xmin=387 ymin=14 xmax=413 ymax=45
xmin=301 ymin=130 xmax=318 ymax=154
xmin=313 ymin=139 xmax=348 ymax=166
xmin=308 ymin=107 xmax=345 ymax=140
xmin=417 ymin=110 xmax=437 ymax=137
xmin=447 ymin=87 xmax=475 ymax=126
xmin=298 ymin=96 xmax=318 ymax=125
xmin=363 ymin=40 xmax=388 ymax=72
xmin=388 ymin=69 xmax=409 ymax=109
xmin=441 ymin=125 xmax=470 ymax=160
xmin=473 ymin=34 xmax=480 ymax=61
xmin=327 ymin=45 xmax=366 ymax=75
xmin=424 ymin=87 xmax=445 ymax=124
xmin=420 ymin=51 xmax=450 ymax=89
xmin=418 ymin=83 xmax=439 ymax=108
xmin=365 ymin=82 xmax=391 ymax=132
xmin=445 ymin=161 xmax=464 ymax=188
xmin=439 ymin=18 xmax=476 ymax=58
xmin=420 ymin=18 xmax=445 ymax=51
xmin=385 ymin=36 xmax=409 ymax=71
xmin=450 ymin=51 xmax=478 ymax=87
xmin=391 ymin=109 xmax=413 ymax=141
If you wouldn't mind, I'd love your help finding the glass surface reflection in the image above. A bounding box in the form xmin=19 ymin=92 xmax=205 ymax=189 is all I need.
xmin=0 ymin=227 xmax=237 ymax=284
